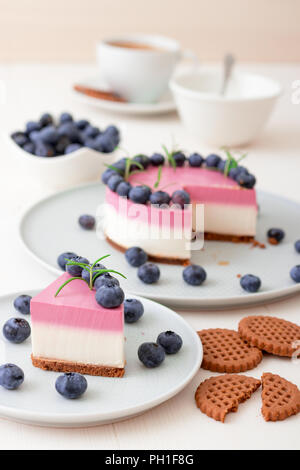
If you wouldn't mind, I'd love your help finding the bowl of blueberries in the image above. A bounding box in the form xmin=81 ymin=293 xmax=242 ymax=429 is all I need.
xmin=8 ymin=111 xmax=121 ymax=189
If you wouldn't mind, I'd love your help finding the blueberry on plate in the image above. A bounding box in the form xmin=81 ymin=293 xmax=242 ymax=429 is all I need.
xmin=0 ymin=364 xmax=24 ymax=390
xmin=183 ymin=265 xmax=207 ymax=286
xmin=94 ymin=273 xmax=120 ymax=290
xmin=102 ymin=168 xmax=118 ymax=184
xmin=133 ymin=154 xmax=150 ymax=169
xmin=107 ymin=174 xmax=124 ymax=192
xmin=116 ymin=181 xmax=131 ymax=197
xmin=294 ymin=240 xmax=300 ymax=253
xmin=57 ymin=251 xmax=77 ymax=271
xmin=35 ymin=142 xmax=55 ymax=157
xmin=149 ymin=191 xmax=171 ymax=206
xmin=65 ymin=143 xmax=82 ymax=154
xmin=267 ymin=228 xmax=285 ymax=245
xmin=172 ymin=151 xmax=186 ymax=167
xmin=95 ymin=284 xmax=125 ymax=308
xmin=290 ymin=265 xmax=300 ymax=283
xmin=78 ymin=214 xmax=95 ymax=230
xmin=129 ymin=185 xmax=151 ymax=204
xmin=39 ymin=113 xmax=53 ymax=127
xmin=59 ymin=112 xmax=73 ymax=123
xmin=82 ymin=263 xmax=106 ymax=285
xmin=39 ymin=125 xmax=59 ymax=145
xmin=3 ymin=318 xmax=31 ymax=343
xmin=124 ymin=299 xmax=144 ymax=323
xmin=188 ymin=153 xmax=204 ymax=167
xmin=205 ymin=154 xmax=221 ymax=168
xmin=26 ymin=121 xmax=41 ymax=133
xmin=240 ymin=274 xmax=261 ymax=293
xmin=150 ymin=153 xmax=165 ymax=166
xmin=55 ymin=372 xmax=87 ymax=399
xmin=22 ymin=142 xmax=35 ymax=154
xmin=13 ymin=294 xmax=32 ymax=315
xmin=11 ymin=131 xmax=28 ymax=147
xmin=66 ymin=256 xmax=89 ymax=277
xmin=157 ymin=331 xmax=183 ymax=354
xmin=171 ymin=189 xmax=190 ymax=208
xmin=138 ymin=263 xmax=160 ymax=284
xmin=236 ymin=173 xmax=256 ymax=189
xmin=125 ymin=246 xmax=148 ymax=267
xmin=138 ymin=342 xmax=165 ymax=368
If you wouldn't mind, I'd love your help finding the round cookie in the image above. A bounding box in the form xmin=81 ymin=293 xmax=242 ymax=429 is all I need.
xmin=198 ymin=328 xmax=263 ymax=373
xmin=261 ymin=373 xmax=300 ymax=421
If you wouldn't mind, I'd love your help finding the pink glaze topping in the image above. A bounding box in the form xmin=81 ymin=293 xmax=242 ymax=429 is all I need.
xmin=31 ymin=273 xmax=124 ymax=332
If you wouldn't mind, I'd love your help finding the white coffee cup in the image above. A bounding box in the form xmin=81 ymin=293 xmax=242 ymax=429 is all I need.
xmin=96 ymin=34 xmax=196 ymax=104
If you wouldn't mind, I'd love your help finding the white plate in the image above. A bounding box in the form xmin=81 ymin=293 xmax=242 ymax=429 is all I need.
xmin=19 ymin=183 xmax=300 ymax=309
xmin=72 ymin=77 xmax=176 ymax=115
xmin=0 ymin=290 xmax=202 ymax=427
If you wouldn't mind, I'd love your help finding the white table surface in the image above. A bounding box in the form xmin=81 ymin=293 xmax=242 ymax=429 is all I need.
xmin=0 ymin=63 xmax=299 ymax=450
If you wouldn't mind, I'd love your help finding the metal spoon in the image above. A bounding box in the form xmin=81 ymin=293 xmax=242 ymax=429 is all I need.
xmin=220 ymin=53 xmax=235 ymax=96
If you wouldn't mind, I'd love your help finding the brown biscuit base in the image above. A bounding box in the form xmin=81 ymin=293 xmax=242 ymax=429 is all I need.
xmin=198 ymin=329 xmax=263 ymax=373
xmin=195 ymin=374 xmax=261 ymax=422
xmin=31 ymin=355 xmax=125 ymax=378
xmin=261 ymin=373 xmax=300 ymax=421
xmin=238 ymin=315 xmax=300 ymax=357
xmin=204 ymin=232 xmax=254 ymax=243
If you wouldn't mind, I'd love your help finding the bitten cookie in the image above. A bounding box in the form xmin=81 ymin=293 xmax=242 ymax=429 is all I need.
xmin=198 ymin=328 xmax=263 ymax=373
xmin=195 ymin=374 xmax=261 ymax=423
xmin=261 ymin=373 xmax=300 ymax=422
xmin=238 ymin=315 xmax=300 ymax=357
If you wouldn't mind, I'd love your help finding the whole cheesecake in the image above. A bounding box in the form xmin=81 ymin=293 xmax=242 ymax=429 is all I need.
xmin=102 ymin=154 xmax=258 ymax=264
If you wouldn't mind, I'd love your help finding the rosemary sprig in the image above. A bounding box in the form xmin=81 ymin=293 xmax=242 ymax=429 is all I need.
xmin=154 ymin=165 xmax=162 ymax=189
xmin=162 ymin=144 xmax=176 ymax=169
xmin=54 ymin=255 xmax=126 ymax=297
xmin=222 ymin=148 xmax=248 ymax=177
xmin=124 ymin=157 xmax=144 ymax=181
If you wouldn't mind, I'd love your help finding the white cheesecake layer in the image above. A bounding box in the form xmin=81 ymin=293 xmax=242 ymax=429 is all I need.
xmin=31 ymin=323 xmax=125 ymax=368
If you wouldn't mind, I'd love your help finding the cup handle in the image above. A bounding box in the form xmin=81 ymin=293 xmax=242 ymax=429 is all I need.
xmin=181 ymin=49 xmax=199 ymax=72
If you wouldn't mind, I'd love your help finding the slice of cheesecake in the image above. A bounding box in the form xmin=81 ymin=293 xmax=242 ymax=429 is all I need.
xmin=31 ymin=273 xmax=125 ymax=377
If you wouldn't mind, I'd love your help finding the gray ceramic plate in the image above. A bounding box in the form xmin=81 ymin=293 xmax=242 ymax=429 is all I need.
xmin=19 ymin=183 xmax=300 ymax=309
xmin=0 ymin=290 xmax=202 ymax=427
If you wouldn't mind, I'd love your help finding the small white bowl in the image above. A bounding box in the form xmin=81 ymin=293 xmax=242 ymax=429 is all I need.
xmin=170 ymin=69 xmax=281 ymax=146
xmin=5 ymin=131 xmax=118 ymax=190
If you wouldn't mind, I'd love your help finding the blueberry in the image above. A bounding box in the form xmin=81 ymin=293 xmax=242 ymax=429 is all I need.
xmin=65 ymin=143 xmax=82 ymax=154
xmin=125 ymin=246 xmax=148 ymax=267
xmin=59 ymin=112 xmax=73 ymax=123
xmin=66 ymin=256 xmax=89 ymax=277
xmin=82 ymin=263 xmax=106 ymax=285
xmin=267 ymin=228 xmax=285 ymax=244
xmin=183 ymin=265 xmax=207 ymax=286
xmin=157 ymin=331 xmax=183 ymax=354
xmin=133 ymin=154 xmax=150 ymax=169
xmin=22 ymin=142 xmax=35 ymax=154
xmin=129 ymin=186 xmax=151 ymax=204
xmin=150 ymin=153 xmax=165 ymax=166
xmin=240 ymin=274 xmax=261 ymax=293
xmin=102 ymin=168 xmax=118 ymax=184
xmin=172 ymin=152 xmax=186 ymax=167
xmin=189 ymin=153 xmax=204 ymax=167
xmin=217 ymin=159 xmax=227 ymax=172
xmin=82 ymin=125 xmax=100 ymax=139
xmin=75 ymin=119 xmax=89 ymax=130
xmin=124 ymin=299 xmax=144 ymax=323
xmin=171 ymin=189 xmax=190 ymax=208
xmin=29 ymin=130 xmax=42 ymax=142
xmin=0 ymin=364 xmax=24 ymax=390
xmin=138 ymin=342 xmax=165 ymax=368
xmin=138 ymin=263 xmax=160 ymax=284
xmin=116 ymin=181 xmax=131 ymax=197
xmin=34 ymin=142 xmax=55 ymax=157
xmin=105 ymin=125 xmax=120 ymax=138
xmin=205 ymin=154 xmax=221 ymax=168
xmin=78 ymin=214 xmax=95 ymax=230
xmin=95 ymin=285 xmax=125 ymax=308
xmin=3 ymin=318 xmax=31 ymax=343
xmin=55 ymin=135 xmax=71 ymax=154
xmin=83 ymin=138 xmax=99 ymax=151
xmin=39 ymin=125 xmax=59 ymax=145
xmin=94 ymin=273 xmax=119 ymax=290
xmin=107 ymin=174 xmax=124 ymax=192
xmin=11 ymin=131 xmax=28 ymax=147
xmin=58 ymin=122 xmax=82 ymax=143
xmin=55 ymin=372 xmax=87 ymax=399
xmin=39 ymin=113 xmax=53 ymax=127
xmin=237 ymin=172 xmax=256 ymax=189
xmin=112 ymin=158 xmax=127 ymax=173
xmin=57 ymin=252 xmax=77 ymax=271
xmin=13 ymin=295 xmax=32 ymax=315
xmin=149 ymin=191 xmax=171 ymax=206
xmin=290 ymin=265 xmax=300 ymax=283
xmin=26 ymin=121 xmax=41 ymax=133
xmin=294 ymin=240 xmax=300 ymax=253
xmin=95 ymin=133 xmax=117 ymax=153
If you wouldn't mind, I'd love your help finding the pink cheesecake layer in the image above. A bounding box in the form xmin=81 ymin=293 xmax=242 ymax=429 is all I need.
xmin=31 ymin=273 xmax=124 ymax=332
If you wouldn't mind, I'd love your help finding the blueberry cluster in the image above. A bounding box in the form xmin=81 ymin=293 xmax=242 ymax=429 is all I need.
xmin=138 ymin=330 xmax=183 ymax=368
xmin=11 ymin=112 xmax=120 ymax=157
